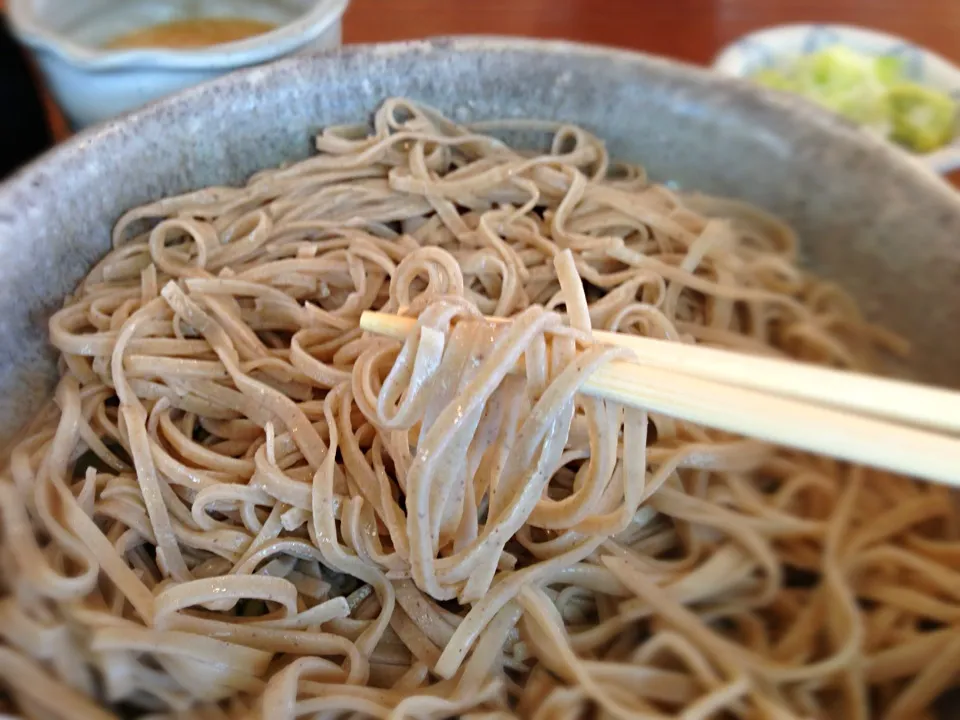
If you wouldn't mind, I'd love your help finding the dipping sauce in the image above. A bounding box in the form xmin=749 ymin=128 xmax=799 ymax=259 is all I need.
xmin=104 ymin=18 xmax=276 ymax=50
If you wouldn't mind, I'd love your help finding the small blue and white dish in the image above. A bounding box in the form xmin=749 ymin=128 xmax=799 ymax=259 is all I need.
xmin=713 ymin=24 xmax=960 ymax=175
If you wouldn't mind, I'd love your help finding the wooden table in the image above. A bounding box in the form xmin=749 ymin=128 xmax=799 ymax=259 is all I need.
xmin=5 ymin=0 xmax=960 ymax=66
xmin=343 ymin=0 xmax=960 ymax=65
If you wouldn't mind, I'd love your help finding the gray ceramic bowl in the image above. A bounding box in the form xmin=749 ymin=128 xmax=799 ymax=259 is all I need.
xmin=2 ymin=35 xmax=960 ymax=450
xmin=0 ymin=33 xmax=959 ymax=717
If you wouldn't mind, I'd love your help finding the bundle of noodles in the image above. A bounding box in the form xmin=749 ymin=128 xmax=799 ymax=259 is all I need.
xmin=0 ymin=98 xmax=957 ymax=720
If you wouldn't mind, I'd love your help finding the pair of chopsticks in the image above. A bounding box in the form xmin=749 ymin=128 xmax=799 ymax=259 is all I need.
xmin=360 ymin=310 xmax=960 ymax=488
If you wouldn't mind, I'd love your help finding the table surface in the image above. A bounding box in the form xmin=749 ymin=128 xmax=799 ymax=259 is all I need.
xmin=343 ymin=0 xmax=960 ymax=66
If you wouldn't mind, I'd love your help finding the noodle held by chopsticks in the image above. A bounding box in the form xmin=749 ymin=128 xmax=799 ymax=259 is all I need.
xmin=0 ymin=98 xmax=956 ymax=719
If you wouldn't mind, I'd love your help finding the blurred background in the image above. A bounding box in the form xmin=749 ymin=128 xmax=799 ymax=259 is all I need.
xmin=3 ymin=0 xmax=960 ymax=177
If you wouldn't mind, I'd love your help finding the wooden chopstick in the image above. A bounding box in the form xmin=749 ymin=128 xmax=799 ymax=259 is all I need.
xmin=359 ymin=310 xmax=960 ymax=488
xmin=362 ymin=311 xmax=960 ymax=435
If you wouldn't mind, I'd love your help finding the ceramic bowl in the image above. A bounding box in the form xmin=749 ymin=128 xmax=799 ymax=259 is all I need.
xmin=0 ymin=37 xmax=958 ymax=715
xmin=7 ymin=0 xmax=349 ymax=129
xmin=712 ymin=24 xmax=960 ymax=174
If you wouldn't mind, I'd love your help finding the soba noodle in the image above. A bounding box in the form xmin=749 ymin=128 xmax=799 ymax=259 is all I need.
xmin=0 ymin=98 xmax=956 ymax=720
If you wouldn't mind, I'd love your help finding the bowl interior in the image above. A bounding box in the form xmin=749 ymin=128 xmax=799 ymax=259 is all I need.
xmin=2 ymin=38 xmax=960 ymax=447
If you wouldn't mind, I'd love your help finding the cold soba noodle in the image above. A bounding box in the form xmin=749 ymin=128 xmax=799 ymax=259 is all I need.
xmin=0 ymin=98 xmax=956 ymax=719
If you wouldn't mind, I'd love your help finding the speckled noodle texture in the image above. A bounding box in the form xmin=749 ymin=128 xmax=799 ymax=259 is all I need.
xmin=2 ymin=36 xmax=960 ymax=449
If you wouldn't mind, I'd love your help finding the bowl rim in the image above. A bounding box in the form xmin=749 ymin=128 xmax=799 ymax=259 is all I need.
xmin=1 ymin=35 xmax=955 ymax=211
xmin=7 ymin=0 xmax=349 ymax=71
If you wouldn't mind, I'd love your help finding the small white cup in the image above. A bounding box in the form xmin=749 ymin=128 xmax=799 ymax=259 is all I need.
xmin=8 ymin=0 xmax=349 ymax=129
